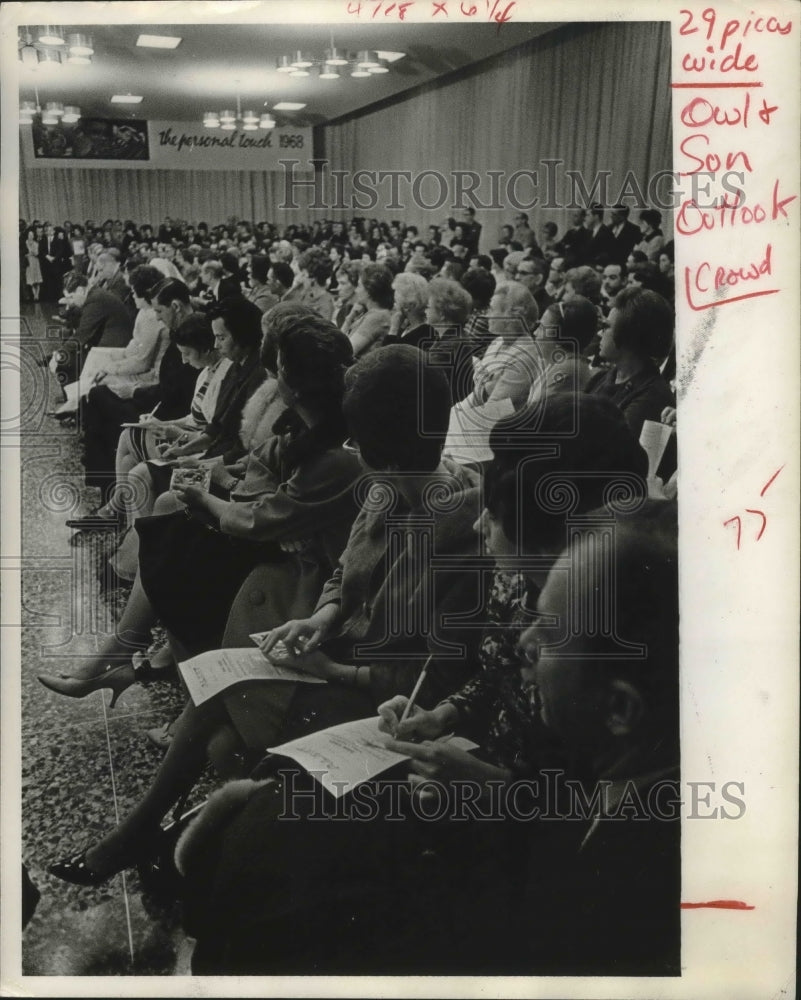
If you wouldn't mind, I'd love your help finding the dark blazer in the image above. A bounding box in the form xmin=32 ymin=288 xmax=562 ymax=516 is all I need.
xmin=585 ymin=224 xmax=616 ymax=265
xmin=205 ymin=352 xmax=267 ymax=462
xmin=609 ymin=220 xmax=641 ymax=265
xmin=74 ymin=286 xmax=134 ymax=349
xmin=585 ymin=362 xmax=674 ymax=440
xmin=555 ymin=226 xmax=591 ymax=267
xmin=38 ymin=234 xmax=69 ymax=267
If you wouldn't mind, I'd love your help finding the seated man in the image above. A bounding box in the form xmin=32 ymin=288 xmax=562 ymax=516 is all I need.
xmin=515 ymin=501 xmax=679 ymax=975
xmin=51 ymin=272 xmax=133 ymax=384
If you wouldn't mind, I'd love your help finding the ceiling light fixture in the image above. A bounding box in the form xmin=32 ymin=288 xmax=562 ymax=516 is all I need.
xmin=204 ymin=84 xmax=276 ymax=131
xmin=111 ymin=94 xmax=144 ymax=104
xmin=274 ymin=36 xmax=405 ymax=81
xmin=19 ymin=84 xmax=81 ymax=127
xmin=356 ymin=50 xmax=380 ymax=69
xmin=37 ymin=48 xmax=64 ymax=68
xmin=136 ymin=34 xmax=182 ymax=49
xmin=67 ymin=32 xmax=93 ymax=57
xmin=273 ymin=102 xmax=306 ymax=111
xmin=38 ymin=26 xmax=65 ymax=46
xmin=324 ymin=47 xmax=348 ymax=66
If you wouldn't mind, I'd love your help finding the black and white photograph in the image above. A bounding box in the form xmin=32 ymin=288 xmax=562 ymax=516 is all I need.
xmin=1 ymin=1 xmax=797 ymax=995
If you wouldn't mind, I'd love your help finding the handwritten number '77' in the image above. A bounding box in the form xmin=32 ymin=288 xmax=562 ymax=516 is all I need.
xmin=723 ymin=466 xmax=784 ymax=550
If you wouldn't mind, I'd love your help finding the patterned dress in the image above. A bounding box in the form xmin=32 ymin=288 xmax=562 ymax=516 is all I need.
xmin=444 ymin=569 xmax=555 ymax=775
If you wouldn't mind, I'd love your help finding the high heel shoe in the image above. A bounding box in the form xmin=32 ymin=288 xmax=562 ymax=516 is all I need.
xmin=37 ymin=662 xmax=136 ymax=709
xmin=49 ymin=839 xmax=152 ymax=887
xmin=49 ymin=850 xmax=110 ymax=887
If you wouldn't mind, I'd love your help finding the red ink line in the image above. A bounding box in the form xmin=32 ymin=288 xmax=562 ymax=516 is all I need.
xmin=681 ymin=900 xmax=755 ymax=910
xmin=671 ymin=82 xmax=763 ymax=88
xmin=684 ymin=271 xmax=780 ymax=312
xmin=760 ymin=465 xmax=784 ymax=497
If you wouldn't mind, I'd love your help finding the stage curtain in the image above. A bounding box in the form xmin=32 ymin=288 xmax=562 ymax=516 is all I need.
xmin=19 ymin=166 xmax=315 ymax=227
xmin=318 ymin=21 xmax=673 ymax=239
xmin=20 ymin=21 xmax=672 ymax=238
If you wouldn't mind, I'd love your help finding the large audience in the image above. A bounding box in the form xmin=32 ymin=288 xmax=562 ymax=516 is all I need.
xmin=25 ymin=202 xmax=679 ymax=975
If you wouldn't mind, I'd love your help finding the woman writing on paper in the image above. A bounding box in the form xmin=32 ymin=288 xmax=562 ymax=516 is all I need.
xmin=176 ymin=393 xmax=653 ymax=975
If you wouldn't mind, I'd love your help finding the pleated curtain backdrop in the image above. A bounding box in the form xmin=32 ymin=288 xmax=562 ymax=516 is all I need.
xmin=20 ymin=21 xmax=672 ymax=238
xmin=19 ymin=166 xmax=315 ymax=227
xmin=319 ymin=21 xmax=674 ymax=238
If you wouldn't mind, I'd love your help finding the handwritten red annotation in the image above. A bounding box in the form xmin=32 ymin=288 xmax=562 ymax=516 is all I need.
xmin=675 ymin=9 xmax=796 ymax=311
xmin=723 ymin=466 xmax=784 ymax=550
xmin=680 ymin=900 xmax=755 ymax=910
xmin=345 ymin=0 xmax=515 ymax=23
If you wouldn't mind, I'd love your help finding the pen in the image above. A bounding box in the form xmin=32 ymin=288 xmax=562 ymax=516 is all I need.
xmin=397 ymin=655 xmax=433 ymax=730
xmin=146 ymin=402 xmax=162 ymax=419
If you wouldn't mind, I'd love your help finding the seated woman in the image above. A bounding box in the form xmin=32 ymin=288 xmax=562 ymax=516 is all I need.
xmin=156 ymin=295 xmax=265 ymax=466
xmin=342 ymin=262 xmax=394 ymax=356
xmin=633 ymin=208 xmax=665 ymax=262
xmin=471 ymin=282 xmax=541 ymax=409
xmin=175 ymin=394 xmax=654 ymax=975
xmin=41 ymin=312 xmax=360 ymax=696
xmin=386 ymin=271 xmax=432 ymax=347
xmin=585 ymin=285 xmax=675 ymax=439
xmin=55 ymin=265 xmax=169 ymax=416
xmin=526 ymin=295 xmax=599 ymax=407
xmin=44 ymin=343 xmax=481 ymax=886
xmin=422 ymin=277 xmax=476 ymax=405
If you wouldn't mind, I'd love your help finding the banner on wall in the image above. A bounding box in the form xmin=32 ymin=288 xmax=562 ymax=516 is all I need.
xmin=21 ymin=119 xmax=313 ymax=171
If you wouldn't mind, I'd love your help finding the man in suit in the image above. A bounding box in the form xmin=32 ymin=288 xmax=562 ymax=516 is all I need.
xmin=195 ymin=260 xmax=241 ymax=310
xmin=94 ymin=250 xmax=134 ymax=315
xmin=555 ymin=209 xmax=591 ymax=267
xmin=51 ymin=272 xmax=133 ymax=382
xmin=585 ymin=203 xmax=615 ymax=266
xmin=38 ymin=223 xmax=69 ymax=301
xmin=458 ymin=207 xmax=482 ymax=256
xmin=608 ymin=204 xmax=642 ymax=265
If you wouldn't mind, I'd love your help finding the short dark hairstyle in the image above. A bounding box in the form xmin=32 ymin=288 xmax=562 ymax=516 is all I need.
xmin=627 ymin=261 xmax=661 ymax=291
xmin=249 ymin=255 xmax=271 ymax=284
xmin=153 ymin=278 xmax=191 ymax=307
xmin=489 ymin=247 xmax=508 ymax=267
xmin=63 ymin=272 xmax=88 ymax=293
xmin=260 ymin=302 xmax=318 ymax=373
xmin=461 ymin=267 xmax=496 ymax=310
xmin=359 ymin=263 xmax=394 ymax=310
xmin=269 ymin=261 xmax=295 ymax=291
xmin=209 ymin=295 xmax=264 ymax=351
xmin=173 ymin=313 xmax=215 ymax=353
xmin=540 ymin=295 xmax=599 ymax=353
xmin=487 ymin=393 xmax=648 ymax=555
xmin=564 ymin=266 xmax=601 ymax=303
xmin=343 ymin=344 xmax=451 ymax=473
xmin=612 ymin=286 xmax=674 ymax=359
xmin=276 ymin=314 xmax=353 ymax=410
xmin=639 ymin=209 xmax=663 ymax=230
xmin=128 ymin=264 xmax=166 ymax=302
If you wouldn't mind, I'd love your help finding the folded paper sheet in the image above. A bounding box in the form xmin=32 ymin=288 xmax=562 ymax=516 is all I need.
xmin=268 ymin=716 xmax=478 ymax=797
xmin=179 ymin=647 xmax=325 ymax=706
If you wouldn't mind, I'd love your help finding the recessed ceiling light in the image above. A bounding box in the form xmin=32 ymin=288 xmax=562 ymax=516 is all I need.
xmin=137 ymin=34 xmax=182 ymax=49
xmin=375 ymin=50 xmax=406 ymax=62
xmin=38 ymin=27 xmax=65 ymax=46
xmin=111 ymin=94 xmax=144 ymax=104
xmin=273 ymin=102 xmax=306 ymax=111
